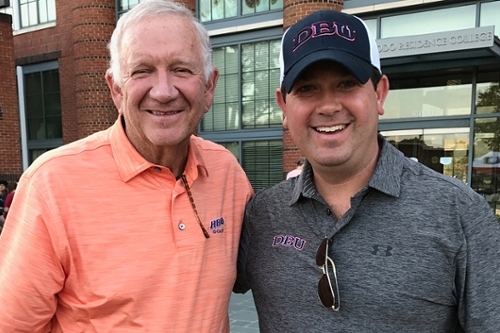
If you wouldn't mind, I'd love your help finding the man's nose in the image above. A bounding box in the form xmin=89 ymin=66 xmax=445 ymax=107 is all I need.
xmin=149 ymin=71 xmax=179 ymax=102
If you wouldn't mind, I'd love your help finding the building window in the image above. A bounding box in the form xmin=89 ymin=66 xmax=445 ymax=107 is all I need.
xmin=476 ymin=69 xmax=500 ymax=115
xmin=202 ymin=39 xmax=282 ymax=131
xmin=22 ymin=62 xmax=62 ymax=164
xmin=242 ymin=140 xmax=282 ymax=190
xmin=384 ymin=70 xmax=473 ymax=119
xmin=480 ymin=0 xmax=500 ymax=37
xmin=219 ymin=140 xmax=283 ymax=190
xmin=19 ymin=0 xmax=55 ymax=28
xmin=199 ymin=0 xmax=282 ymax=22
xmin=117 ymin=0 xmax=141 ymax=17
xmin=380 ymin=4 xmax=475 ymax=38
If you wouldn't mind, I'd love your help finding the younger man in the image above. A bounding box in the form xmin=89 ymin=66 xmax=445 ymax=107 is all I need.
xmin=235 ymin=10 xmax=500 ymax=332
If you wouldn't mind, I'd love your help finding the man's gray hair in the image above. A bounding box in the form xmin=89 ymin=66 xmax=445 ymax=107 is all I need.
xmin=107 ymin=0 xmax=214 ymax=86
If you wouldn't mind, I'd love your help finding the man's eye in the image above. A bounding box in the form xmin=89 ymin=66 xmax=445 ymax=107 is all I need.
xmin=175 ymin=68 xmax=192 ymax=74
xmin=296 ymin=84 xmax=314 ymax=93
xmin=340 ymin=80 xmax=357 ymax=88
xmin=132 ymin=69 xmax=149 ymax=76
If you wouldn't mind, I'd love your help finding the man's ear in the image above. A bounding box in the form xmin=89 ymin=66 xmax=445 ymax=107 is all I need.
xmin=276 ymin=88 xmax=288 ymax=129
xmin=203 ymin=67 xmax=220 ymax=113
xmin=106 ymin=70 xmax=123 ymax=113
xmin=376 ymin=75 xmax=390 ymax=116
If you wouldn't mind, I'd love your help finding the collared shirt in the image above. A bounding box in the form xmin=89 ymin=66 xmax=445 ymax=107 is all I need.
xmin=235 ymin=135 xmax=500 ymax=333
xmin=0 ymin=117 xmax=253 ymax=333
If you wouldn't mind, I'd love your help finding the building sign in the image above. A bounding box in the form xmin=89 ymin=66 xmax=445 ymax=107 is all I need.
xmin=377 ymin=26 xmax=496 ymax=59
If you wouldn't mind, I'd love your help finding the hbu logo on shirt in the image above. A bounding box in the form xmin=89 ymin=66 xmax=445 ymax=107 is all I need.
xmin=210 ymin=217 xmax=224 ymax=234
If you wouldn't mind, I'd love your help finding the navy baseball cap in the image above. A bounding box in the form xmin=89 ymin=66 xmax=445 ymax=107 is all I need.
xmin=279 ymin=10 xmax=381 ymax=93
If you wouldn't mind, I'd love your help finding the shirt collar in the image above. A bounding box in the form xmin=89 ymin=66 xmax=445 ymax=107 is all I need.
xmin=289 ymin=135 xmax=403 ymax=206
xmin=109 ymin=116 xmax=208 ymax=182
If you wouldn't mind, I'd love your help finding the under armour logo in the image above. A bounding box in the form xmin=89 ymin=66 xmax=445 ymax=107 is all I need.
xmin=372 ymin=245 xmax=393 ymax=257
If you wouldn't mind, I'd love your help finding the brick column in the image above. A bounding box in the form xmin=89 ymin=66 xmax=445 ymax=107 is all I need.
xmin=282 ymin=0 xmax=343 ymax=174
xmin=0 ymin=13 xmax=22 ymax=181
xmin=71 ymin=0 xmax=117 ymax=139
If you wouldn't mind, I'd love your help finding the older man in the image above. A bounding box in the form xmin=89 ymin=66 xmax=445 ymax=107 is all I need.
xmin=0 ymin=0 xmax=252 ymax=331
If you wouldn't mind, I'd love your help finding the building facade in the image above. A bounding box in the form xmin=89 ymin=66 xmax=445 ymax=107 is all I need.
xmin=0 ymin=0 xmax=499 ymax=211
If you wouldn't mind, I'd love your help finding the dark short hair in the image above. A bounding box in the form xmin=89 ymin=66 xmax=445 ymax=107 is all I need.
xmin=296 ymin=157 xmax=306 ymax=166
xmin=280 ymin=66 xmax=382 ymax=103
xmin=0 ymin=180 xmax=8 ymax=187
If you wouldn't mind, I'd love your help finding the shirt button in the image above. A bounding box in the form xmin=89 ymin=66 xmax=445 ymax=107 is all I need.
xmin=154 ymin=166 xmax=161 ymax=172
xmin=325 ymin=208 xmax=332 ymax=216
xmin=178 ymin=222 xmax=186 ymax=230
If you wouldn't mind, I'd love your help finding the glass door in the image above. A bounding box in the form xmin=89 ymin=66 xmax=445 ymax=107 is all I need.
xmin=380 ymin=128 xmax=470 ymax=184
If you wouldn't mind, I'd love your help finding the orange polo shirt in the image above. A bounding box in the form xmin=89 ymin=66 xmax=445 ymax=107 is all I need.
xmin=0 ymin=117 xmax=253 ymax=332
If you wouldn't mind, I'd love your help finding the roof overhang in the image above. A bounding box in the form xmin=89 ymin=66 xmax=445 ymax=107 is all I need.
xmin=378 ymin=26 xmax=500 ymax=73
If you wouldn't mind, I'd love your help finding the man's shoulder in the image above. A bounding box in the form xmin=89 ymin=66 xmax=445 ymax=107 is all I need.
xmin=191 ymin=135 xmax=231 ymax=153
xmin=251 ymin=180 xmax=294 ymax=205
xmin=24 ymin=129 xmax=111 ymax=177
xmin=190 ymin=136 xmax=242 ymax=167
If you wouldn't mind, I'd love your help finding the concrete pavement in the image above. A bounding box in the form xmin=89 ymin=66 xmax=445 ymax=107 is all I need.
xmin=229 ymin=291 xmax=260 ymax=333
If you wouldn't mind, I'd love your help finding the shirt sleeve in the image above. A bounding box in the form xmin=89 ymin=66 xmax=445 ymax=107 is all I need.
xmin=457 ymin=194 xmax=500 ymax=332
xmin=0 ymin=175 xmax=65 ymax=332
xmin=233 ymin=205 xmax=252 ymax=294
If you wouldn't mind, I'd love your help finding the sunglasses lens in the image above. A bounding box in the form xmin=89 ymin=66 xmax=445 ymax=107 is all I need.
xmin=316 ymin=238 xmax=327 ymax=266
xmin=318 ymin=274 xmax=335 ymax=308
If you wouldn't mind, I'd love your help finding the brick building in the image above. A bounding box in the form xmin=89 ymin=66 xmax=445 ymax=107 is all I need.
xmin=1 ymin=0 xmax=500 ymax=206
xmin=0 ymin=13 xmax=20 ymax=182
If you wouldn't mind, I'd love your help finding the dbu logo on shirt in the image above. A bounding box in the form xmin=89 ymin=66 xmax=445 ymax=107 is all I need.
xmin=272 ymin=235 xmax=306 ymax=250
xmin=210 ymin=217 xmax=224 ymax=234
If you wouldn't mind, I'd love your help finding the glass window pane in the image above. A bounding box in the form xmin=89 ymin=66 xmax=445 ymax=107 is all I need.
xmin=207 ymin=45 xmax=240 ymax=131
xmin=200 ymin=0 xmax=237 ymax=22
xmin=201 ymin=108 xmax=214 ymax=131
xmin=381 ymin=5 xmax=475 ymax=38
xmin=241 ymin=44 xmax=255 ymax=73
xmin=24 ymin=67 xmax=62 ymax=141
xmin=241 ymin=40 xmax=282 ymax=129
xmin=28 ymin=1 xmax=38 ymax=26
xmin=472 ymin=117 xmax=500 ymax=216
xmin=25 ymin=72 xmax=42 ymax=96
xmin=44 ymin=116 xmax=62 ymax=139
xmin=29 ymin=149 xmax=49 ymax=164
xmin=28 ymin=118 xmax=43 ymax=140
xmin=20 ymin=4 xmax=29 ymax=28
xmin=481 ymin=1 xmax=500 ymax=38
xmin=242 ymin=140 xmax=283 ymax=190
xmin=44 ymin=93 xmax=61 ymax=116
xmin=26 ymin=95 xmax=43 ymax=118
xmin=47 ymin=0 xmax=56 ymax=21
xmin=242 ymin=0 xmax=257 ymax=15
xmin=476 ymin=69 xmax=500 ymax=114
xmin=384 ymin=71 xmax=473 ymax=119
xmin=219 ymin=142 xmax=239 ymax=160
xmin=381 ymin=128 xmax=469 ymax=183
xmin=39 ymin=0 xmax=47 ymax=23
xmin=242 ymin=72 xmax=255 ymax=101
xmin=364 ymin=19 xmax=378 ymax=39
xmin=199 ymin=0 xmax=211 ymax=22
xmin=270 ymin=0 xmax=282 ymax=10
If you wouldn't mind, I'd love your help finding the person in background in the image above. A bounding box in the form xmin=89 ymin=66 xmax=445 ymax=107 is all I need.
xmin=0 ymin=180 xmax=8 ymax=227
xmin=286 ymin=157 xmax=306 ymax=179
xmin=2 ymin=180 xmax=17 ymax=220
xmin=234 ymin=10 xmax=500 ymax=332
xmin=0 ymin=0 xmax=253 ymax=332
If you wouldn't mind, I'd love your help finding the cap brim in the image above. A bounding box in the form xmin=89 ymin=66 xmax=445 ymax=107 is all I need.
xmin=283 ymin=50 xmax=373 ymax=93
